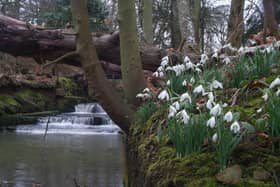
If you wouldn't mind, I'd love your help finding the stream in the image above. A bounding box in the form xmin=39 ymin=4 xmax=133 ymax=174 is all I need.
xmin=0 ymin=103 xmax=125 ymax=187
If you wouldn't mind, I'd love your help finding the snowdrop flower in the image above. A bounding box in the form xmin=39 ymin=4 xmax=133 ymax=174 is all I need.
xmin=143 ymin=93 xmax=151 ymax=99
xmin=157 ymin=66 xmax=164 ymax=72
xmin=184 ymin=56 xmax=192 ymax=63
xmin=208 ymin=92 xmax=214 ymax=102
xmin=190 ymin=77 xmax=195 ymax=84
xmin=276 ymin=89 xmax=280 ymax=96
xmin=224 ymin=111 xmax=233 ymax=123
xmin=206 ymin=116 xmax=216 ymax=128
xmin=210 ymin=104 xmax=222 ymax=116
xmin=256 ymin=108 xmax=262 ymax=113
xmin=159 ymin=71 xmax=164 ymax=78
xmin=269 ymin=78 xmax=280 ymax=89
xmin=195 ymin=67 xmax=202 ymax=73
xmin=172 ymin=101 xmax=180 ymax=111
xmin=152 ymin=72 xmax=159 ymax=77
xmin=222 ymin=57 xmax=231 ymax=65
xmin=212 ymin=133 xmax=218 ymax=143
xmin=206 ymin=100 xmax=214 ymax=110
xmin=158 ymin=90 xmax=170 ymax=101
xmin=262 ymin=93 xmax=269 ymax=101
xmin=222 ymin=103 xmax=228 ymax=107
xmin=193 ymin=85 xmax=205 ymax=95
xmin=176 ymin=109 xmax=190 ymax=124
xmin=166 ymin=80 xmax=171 ymax=86
xmin=200 ymin=54 xmax=209 ymax=65
xmin=230 ymin=121 xmax=240 ymax=133
xmin=143 ymin=88 xmax=150 ymax=93
xmin=185 ymin=62 xmax=195 ymax=70
xmin=212 ymin=52 xmax=218 ymax=59
xmin=161 ymin=56 xmax=169 ymax=67
xmin=182 ymin=80 xmax=187 ymax=86
xmin=211 ymin=80 xmax=223 ymax=89
xmin=180 ymin=92 xmax=192 ymax=103
xmin=238 ymin=46 xmax=245 ymax=53
xmin=168 ymin=106 xmax=177 ymax=118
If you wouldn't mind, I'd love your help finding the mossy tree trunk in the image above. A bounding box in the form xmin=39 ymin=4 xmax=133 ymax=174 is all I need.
xmin=143 ymin=0 xmax=153 ymax=44
xmin=118 ymin=0 xmax=146 ymax=105
xmin=70 ymin=0 xmax=135 ymax=134
xmin=171 ymin=0 xmax=182 ymax=48
xmin=227 ymin=0 xmax=245 ymax=48
xmin=263 ymin=0 xmax=280 ymax=40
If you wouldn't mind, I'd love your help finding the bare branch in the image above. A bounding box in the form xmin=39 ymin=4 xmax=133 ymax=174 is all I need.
xmin=43 ymin=51 xmax=78 ymax=69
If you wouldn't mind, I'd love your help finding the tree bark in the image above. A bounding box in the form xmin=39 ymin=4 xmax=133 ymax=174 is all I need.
xmin=70 ymin=0 xmax=135 ymax=134
xmin=227 ymin=0 xmax=244 ymax=48
xmin=263 ymin=0 xmax=279 ymax=40
xmin=118 ymin=0 xmax=146 ymax=104
xmin=192 ymin=0 xmax=201 ymax=50
xmin=170 ymin=0 xmax=182 ymax=48
xmin=143 ymin=0 xmax=153 ymax=44
xmin=0 ymin=15 xmax=165 ymax=71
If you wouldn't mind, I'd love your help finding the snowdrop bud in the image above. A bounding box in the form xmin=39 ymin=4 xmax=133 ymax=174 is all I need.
xmin=161 ymin=56 xmax=169 ymax=67
xmin=269 ymin=78 xmax=280 ymax=89
xmin=166 ymin=80 xmax=171 ymax=86
xmin=169 ymin=106 xmax=177 ymax=116
xmin=193 ymin=85 xmax=205 ymax=95
xmin=136 ymin=93 xmax=144 ymax=98
xmin=256 ymin=108 xmax=262 ymax=113
xmin=230 ymin=121 xmax=240 ymax=133
xmin=152 ymin=72 xmax=159 ymax=77
xmin=276 ymin=89 xmax=280 ymax=96
xmin=158 ymin=90 xmax=170 ymax=101
xmin=222 ymin=103 xmax=228 ymax=107
xmin=210 ymin=104 xmax=222 ymax=116
xmin=182 ymin=80 xmax=187 ymax=86
xmin=224 ymin=111 xmax=233 ymax=123
xmin=180 ymin=92 xmax=192 ymax=103
xmin=262 ymin=93 xmax=269 ymax=101
xmin=212 ymin=133 xmax=218 ymax=143
xmin=207 ymin=116 xmax=216 ymax=128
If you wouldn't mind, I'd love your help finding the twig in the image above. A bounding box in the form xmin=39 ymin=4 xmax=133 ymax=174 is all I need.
xmin=230 ymin=88 xmax=240 ymax=106
xmin=43 ymin=51 xmax=78 ymax=69
xmin=43 ymin=116 xmax=50 ymax=140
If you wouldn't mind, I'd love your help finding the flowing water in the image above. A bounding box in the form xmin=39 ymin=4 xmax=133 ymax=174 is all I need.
xmin=0 ymin=103 xmax=125 ymax=187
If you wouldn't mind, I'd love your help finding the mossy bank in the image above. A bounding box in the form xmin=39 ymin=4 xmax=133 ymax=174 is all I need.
xmin=127 ymin=109 xmax=280 ymax=187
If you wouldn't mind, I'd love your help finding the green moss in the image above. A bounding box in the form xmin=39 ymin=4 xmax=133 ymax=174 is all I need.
xmin=0 ymin=95 xmax=21 ymax=114
xmin=58 ymin=77 xmax=78 ymax=96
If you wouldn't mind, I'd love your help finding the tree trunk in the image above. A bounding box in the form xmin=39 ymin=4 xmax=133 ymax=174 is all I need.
xmin=143 ymin=0 xmax=153 ymax=44
xmin=0 ymin=15 xmax=165 ymax=71
xmin=118 ymin=0 xmax=146 ymax=104
xmin=192 ymin=0 xmax=201 ymax=50
xmin=263 ymin=0 xmax=279 ymax=40
xmin=227 ymin=0 xmax=244 ymax=48
xmin=170 ymin=0 xmax=182 ymax=48
xmin=70 ymin=0 xmax=134 ymax=134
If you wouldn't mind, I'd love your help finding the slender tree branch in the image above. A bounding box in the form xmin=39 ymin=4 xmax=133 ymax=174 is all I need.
xmin=43 ymin=51 xmax=78 ymax=68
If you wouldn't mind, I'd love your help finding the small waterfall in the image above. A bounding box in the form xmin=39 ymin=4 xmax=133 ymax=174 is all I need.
xmin=16 ymin=103 xmax=120 ymax=135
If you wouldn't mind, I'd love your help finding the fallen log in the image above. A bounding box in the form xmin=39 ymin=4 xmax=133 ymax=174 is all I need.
xmin=0 ymin=15 xmax=165 ymax=71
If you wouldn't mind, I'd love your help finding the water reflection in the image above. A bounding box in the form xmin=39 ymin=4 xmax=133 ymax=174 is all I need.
xmin=0 ymin=133 xmax=124 ymax=187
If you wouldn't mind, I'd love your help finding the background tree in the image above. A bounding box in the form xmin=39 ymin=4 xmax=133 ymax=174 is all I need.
xmin=263 ymin=0 xmax=279 ymax=40
xmin=143 ymin=0 xmax=153 ymax=44
xmin=170 ymin=0 xmax=182 ymax=48
xmin=227 ymin=0 xmax=245 ymax=48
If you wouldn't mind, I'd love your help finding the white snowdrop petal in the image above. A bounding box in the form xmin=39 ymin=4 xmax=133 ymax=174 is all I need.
xmin=224 ymin=111 xmax=233 ymax=123
xmin=210 ymin=104 xmax=222 ymax=116
xmin=270 ymin=78 xmax=280 ymax=89
xmin=207 ymin=116 xmax=216 ymax=128
xmin=212 ymin=133 xmax=218 ymax=143
xmin=262 ymin=93 xmax=269 ymax=101
xmin=230 ymin=121 xmax=240 ymax=133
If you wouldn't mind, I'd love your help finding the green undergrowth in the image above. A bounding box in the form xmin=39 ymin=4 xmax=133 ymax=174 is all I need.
xmin=58 ymin=77 xmax=79 ymax=96
xmin=129 ymin=110 xmax=279 ymax=186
